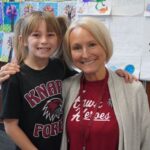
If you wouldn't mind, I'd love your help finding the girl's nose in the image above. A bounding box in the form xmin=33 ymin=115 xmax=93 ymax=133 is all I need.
xmin=41 ymin=36 xmax=48 ymax=43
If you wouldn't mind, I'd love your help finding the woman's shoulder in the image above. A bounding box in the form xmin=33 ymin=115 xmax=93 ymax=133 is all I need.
xmin=62 ymin=73 xmax=81 ymax=92
xmin=108 ymin=69 xmax=144 ymax=92
xmin=63 ymin=73 xmax=81 ymax=83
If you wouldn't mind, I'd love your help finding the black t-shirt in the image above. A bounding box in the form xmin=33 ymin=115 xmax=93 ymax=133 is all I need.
xmin=1 ymin=58 xmax=76 ymax=150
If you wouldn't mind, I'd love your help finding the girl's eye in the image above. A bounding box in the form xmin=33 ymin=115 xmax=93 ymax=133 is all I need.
xmin=48 ymin=32 xmax=56 ymax=37
xmin=31 ymin=33 xmax=40 ymax=37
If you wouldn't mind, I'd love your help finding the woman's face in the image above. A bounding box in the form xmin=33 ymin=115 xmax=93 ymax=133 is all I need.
xmin=69 ymin=27 xmax=106 ymax=80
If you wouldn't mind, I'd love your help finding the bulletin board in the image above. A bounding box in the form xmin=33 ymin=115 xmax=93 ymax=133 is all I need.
xmin=0 ymin=0 xmax=150 ymax=81
xmin=78 ymin=0 xmax=150 ymax=81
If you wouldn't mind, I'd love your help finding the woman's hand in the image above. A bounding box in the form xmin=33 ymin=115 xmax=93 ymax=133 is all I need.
xmin=115 ymin=69 xmax=138 ymax=83
xmin=0 ymin=62 xmax=20 ymax=84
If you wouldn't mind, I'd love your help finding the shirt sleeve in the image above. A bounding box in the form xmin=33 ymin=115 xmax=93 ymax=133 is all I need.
xmin=138 ymin=83 xmax=150 ymax=150
xmin=62 ymin=61 xmax=78 ymax=79
xmin=0 ymin=74 xmax=22 ymax=119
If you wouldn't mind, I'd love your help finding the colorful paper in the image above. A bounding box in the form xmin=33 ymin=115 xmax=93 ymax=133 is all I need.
xmin=3 ymin=2 xmax=20 ymax=32
xmin=58 ymin=1 xmax=77 ymax=22
xmin=20 ymin=1 xmax=39 ymax=17
xmin=39 ymin=2 xmax=58 ymax=16
xmin=0 ymin=32 xmax=14 ymax=62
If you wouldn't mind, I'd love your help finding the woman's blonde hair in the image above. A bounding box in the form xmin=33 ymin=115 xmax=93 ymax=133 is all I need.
xmin=14 ymin=11 xmax=62 ymax=64
xmin=63 ymin=17 xmax=113 ymax=66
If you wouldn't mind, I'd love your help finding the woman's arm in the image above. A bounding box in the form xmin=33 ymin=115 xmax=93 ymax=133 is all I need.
xmin=137 ymin=84 xmax=150 ymax=150
xmin=4 ymin=119 xmax=38 ymax=150
xmin=0 ymin=63 xmax=20 ymax=83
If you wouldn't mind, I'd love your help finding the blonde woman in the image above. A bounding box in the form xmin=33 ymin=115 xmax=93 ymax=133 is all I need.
xmin=61 ymin=17 xmax=150 ymax=150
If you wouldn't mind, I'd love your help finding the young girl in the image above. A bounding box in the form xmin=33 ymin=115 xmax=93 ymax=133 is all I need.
xmin=1 ymin=11 xmax=75 ymax=150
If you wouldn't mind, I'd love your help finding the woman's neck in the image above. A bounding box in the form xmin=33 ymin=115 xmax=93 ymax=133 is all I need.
xmin=84 ymin=67 xmax=107 ymax=81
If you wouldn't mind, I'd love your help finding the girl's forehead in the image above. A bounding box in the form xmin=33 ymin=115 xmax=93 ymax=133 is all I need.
xmin=31 ymin=20 xmax=54 ymax=32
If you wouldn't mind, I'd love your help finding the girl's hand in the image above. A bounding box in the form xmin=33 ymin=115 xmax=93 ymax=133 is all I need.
xmin=0 ymin=62 xmax=20 ymax=84
xmin=115 ymin=69 xmax=138 ymax=83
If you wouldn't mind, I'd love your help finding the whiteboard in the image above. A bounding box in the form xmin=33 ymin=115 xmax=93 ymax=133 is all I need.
xmin=105 ymin=16 xmax=150 ymax=80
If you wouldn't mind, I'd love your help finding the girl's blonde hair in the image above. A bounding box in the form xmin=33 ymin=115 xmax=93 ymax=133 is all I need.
xmin=14 ymin=11 xmax=62 ymax=64
xmin=63 ymin=17 xmax=113 ymax=67
xmin=56 ymin=15 xmax=69 ymax=60
xmin=13 ymin=17 xmax=24 ymax=62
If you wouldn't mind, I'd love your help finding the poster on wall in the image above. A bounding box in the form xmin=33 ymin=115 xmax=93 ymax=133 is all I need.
xmin=20 ymin=1 xmax=39 ymax=17
xmin=107 ymin=16 xmax=146 ymax=78
xmin=140 ymin=51 xmax=150 ymax=81
xmin=0 ymin=32 xmax=14 ymax=62
xmin=76 ymin=0 xmax=111 ymax=16
xmin=111 ymin=0 xmax=144 ymax=16
xmin=58 ymin=1 xmax=77 ymax=22
xmin=0 ymin=2 xmax=3 ymax=31
xmin=2 ymin=0 xmax=24 ymax=2
xmin=144 ymin=0 xmax=150 ymax=17
xmin=39 ymin=2 xmax=58 ymax=16
xmin=0 ymin=32 xmax=3 ymax=57
xmin=3 ymin=2 xmax=20 ymax=32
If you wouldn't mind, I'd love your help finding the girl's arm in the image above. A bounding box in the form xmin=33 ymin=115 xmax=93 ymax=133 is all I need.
xmin=0 ymin=62 xmax=137 ymax=83
xmin=115 ymin=69 xmax=138 ymax=83
xmin=4 ymin=119 xmax=38 ymax=150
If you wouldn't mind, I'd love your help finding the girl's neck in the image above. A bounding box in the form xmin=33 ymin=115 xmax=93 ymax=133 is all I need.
xmin=24 ymin=57 xmax=49 ymax=70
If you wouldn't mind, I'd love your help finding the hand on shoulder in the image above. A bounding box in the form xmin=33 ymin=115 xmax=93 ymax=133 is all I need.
xmin=0 ymin=62 xmax=20 ymax=84
xmin=115 ymin=69 xmax=138 ymax=83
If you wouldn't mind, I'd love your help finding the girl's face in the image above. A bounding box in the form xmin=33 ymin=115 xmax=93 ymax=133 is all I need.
xmin=70 ymin=27 xmax=106 ymax=81
xmin=25 ymin=20 xmax=58 ymax=61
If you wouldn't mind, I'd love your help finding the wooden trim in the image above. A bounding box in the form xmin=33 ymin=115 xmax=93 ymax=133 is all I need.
xmin=146 ymin=82 xmax=150 ymax=108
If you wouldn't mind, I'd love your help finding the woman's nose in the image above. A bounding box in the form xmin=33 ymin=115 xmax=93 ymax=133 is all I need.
xmin=81 ymin=47 xmax=89 ymax=58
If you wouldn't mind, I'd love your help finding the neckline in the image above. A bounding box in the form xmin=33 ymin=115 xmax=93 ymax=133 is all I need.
xmin=82 ymin=69 xmax=109 ymax=85
xmin=79 ymin=69 xmax=109 ymax=149
xmin=21 ymin=59 xmax=51 ymax=73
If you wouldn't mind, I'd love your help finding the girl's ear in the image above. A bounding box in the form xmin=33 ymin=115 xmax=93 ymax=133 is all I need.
xmin=19 ymin=35 xmax=27 ymax=46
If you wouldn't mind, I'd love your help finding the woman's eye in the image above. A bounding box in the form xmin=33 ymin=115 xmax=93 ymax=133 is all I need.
xmin=71 ymin=46 xmax=81 ymax=51
xmin=48 ymin=32 xmax=56 ymax=37
xmin=89 ymin=43 xmax=97 ymax=48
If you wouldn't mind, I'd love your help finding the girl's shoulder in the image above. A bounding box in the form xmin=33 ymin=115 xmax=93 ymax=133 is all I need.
xmin=51 ymin=58 xmax=77 ymax=79
xmin=49 ymin=58 xmax=65 ymax=69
